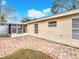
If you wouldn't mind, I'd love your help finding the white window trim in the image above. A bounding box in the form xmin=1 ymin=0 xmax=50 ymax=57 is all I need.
xmin=48 ymin=21 xmax=57 ymax=28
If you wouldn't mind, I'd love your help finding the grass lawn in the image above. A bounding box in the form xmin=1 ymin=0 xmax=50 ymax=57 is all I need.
xmin=0 ymin=49 xmax=53 ymax=59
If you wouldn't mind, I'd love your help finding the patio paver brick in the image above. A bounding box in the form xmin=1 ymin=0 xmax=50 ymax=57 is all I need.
xmin=0 ymin=36 xmax=79 ymax=59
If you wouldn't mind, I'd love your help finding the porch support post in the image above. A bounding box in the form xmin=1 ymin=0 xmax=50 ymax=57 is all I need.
xmin=11 ymin=24 xmax=12 ymax=34
xmin=16 ymin=24 xmax=18 ymax=34
xmin=22 ymin=24 xmax=23 ymax=33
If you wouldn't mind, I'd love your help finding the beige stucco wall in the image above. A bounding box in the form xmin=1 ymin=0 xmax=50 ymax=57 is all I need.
xmin=27 ymin=14 xmax=79 ymax=48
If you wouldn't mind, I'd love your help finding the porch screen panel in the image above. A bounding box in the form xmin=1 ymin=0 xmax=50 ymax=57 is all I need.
xmin=11 ymin=24 xmax=16 ymax=33
xmin=18 ymin=25 xmax=22 ymax=33
xmin=72 ymin=18 xmax=79 ymax=39
xmin=23 ymin=25 xmax=27 ymax=33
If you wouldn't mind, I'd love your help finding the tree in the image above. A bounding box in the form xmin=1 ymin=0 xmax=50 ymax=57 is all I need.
xmin=51 ymin=0 xmax=79 ymax=14
xmin=0 ymin=6 xmax=16 ymax=22
xmin=2 ymin=5 xmax=16 ymax=15
xmin=0 ymin=5 xmax=16 ymax=22
xmin=0 ymin=13 xmax=7 ymax=22
xmin=0 ymin=0 xmax=16 ymax=22
xmin=70 ymin=0 xmax=79 ymax=9
xmin=21 ymin=17 xmax=31 ymax=23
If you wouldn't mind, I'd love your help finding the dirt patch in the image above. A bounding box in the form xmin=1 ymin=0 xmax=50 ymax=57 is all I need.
xmin=0 ymin=49 xmax=53 ymax=59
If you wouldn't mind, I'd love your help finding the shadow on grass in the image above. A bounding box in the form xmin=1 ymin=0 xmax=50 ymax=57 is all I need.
xmin=0 ymin=49 xmax=53 ymax=59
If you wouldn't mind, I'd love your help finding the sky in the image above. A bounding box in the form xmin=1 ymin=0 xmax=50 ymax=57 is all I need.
xmin=1 ymin=0 xmax=53 ymax=22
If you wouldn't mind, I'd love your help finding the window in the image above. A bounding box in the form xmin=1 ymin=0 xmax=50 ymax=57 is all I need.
xmin=72 ymin=18 xmax=79 ymax=39
xmin=48 ymin=21 xmax=57 ymax=27
xmin=34 ymin=24 xmax=38 ymax=34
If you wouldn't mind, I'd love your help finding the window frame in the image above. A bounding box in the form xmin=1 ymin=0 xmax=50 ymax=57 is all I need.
xmin=72 ymin=18 xmax=79 ymax=39
xmin=34 ymin=24 xmax=38 ymax=34
xmin=48 ymin=21 xmax=57 ymax=28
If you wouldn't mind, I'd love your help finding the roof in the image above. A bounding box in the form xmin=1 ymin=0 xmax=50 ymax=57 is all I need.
xmin=0 ymin=22 xmax=24 ymax=25
xmin=24 ymin=9 xmax=79 ymax=24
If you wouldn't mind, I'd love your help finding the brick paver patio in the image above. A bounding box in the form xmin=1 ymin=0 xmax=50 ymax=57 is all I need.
xmin=0 ymin=36 xmax=55 ymax=58
xmin=0 ymin=35 xmax=79 ymax=59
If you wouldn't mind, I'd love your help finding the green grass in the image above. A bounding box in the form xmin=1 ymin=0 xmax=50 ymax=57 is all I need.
xmin=0 ymin=49 xmax=53 ymax=59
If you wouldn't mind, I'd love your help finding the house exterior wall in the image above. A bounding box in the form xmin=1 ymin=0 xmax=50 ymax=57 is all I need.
xmin=27 ymin=14 xmax=79 ymax=48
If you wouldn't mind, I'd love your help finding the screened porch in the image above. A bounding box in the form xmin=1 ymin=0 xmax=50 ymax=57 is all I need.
xmin=9 ymin=24 xmax=27 ymax=35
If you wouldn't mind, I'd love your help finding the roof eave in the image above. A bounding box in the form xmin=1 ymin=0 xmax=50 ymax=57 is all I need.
xmin=24 ymin=9 xmax=79 ymax=24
